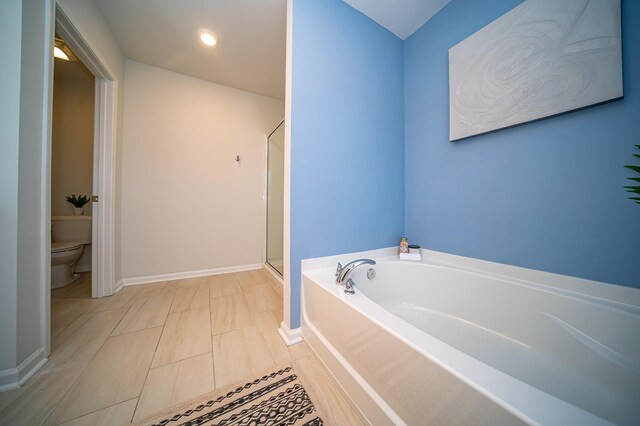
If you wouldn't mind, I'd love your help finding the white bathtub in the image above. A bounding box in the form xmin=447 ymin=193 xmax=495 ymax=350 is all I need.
xmin=301 ymin=249 xmax=640 ymax=426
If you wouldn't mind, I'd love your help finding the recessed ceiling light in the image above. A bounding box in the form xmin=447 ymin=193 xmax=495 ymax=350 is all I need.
xmin=53 ymin=46 xmax=69 ymax=60
xmin=54 ymin=37 xmax=77 ymax=61
xmin=199 ymin=31 xmax=217 ymax=47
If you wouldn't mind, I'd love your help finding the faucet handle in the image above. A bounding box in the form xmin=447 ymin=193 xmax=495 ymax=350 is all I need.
xmin=335 ymin=262 xmax=343 ymax=277
xmin=344 ymin=278 xmax=356 ymax=295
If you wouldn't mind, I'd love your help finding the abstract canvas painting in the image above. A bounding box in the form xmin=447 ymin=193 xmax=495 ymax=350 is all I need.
xmin=449 ymin=0 xmax=622 ymax=141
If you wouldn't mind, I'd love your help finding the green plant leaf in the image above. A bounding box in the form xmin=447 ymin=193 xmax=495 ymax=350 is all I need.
xmin=65 ymin=194 xmax=90 ymax=207
xmin=625 ymin=165 xmax=640 ymax=174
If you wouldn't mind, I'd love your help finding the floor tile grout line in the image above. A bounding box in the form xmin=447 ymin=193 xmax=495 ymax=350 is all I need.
xmin=211 ymin=272 xmax=276 ymax=386
xmin=53 ymin=310 xmax=96 ymax=348
xmin=133 ymin=349 xmax=216 ymax=422
xmin=256 ymin=309 xmax=287 ymax=364
xmin=236 ymin=274 xmax=282 ymax=314
xmin=56 ymin=396 xmax=140 ymax=426
xmin=49 ymin=281 xmax=166 ymax=421
xmin=149 ymin=349 xmax=213 ymax=371
xmin=109 ymin=324 xmax=164 ymax=338
xmin=133 ymin=288 xmax=177 ymax=421
xmin=44 ymin=271 xmax=288 ymax=425
xmin=235 ymin=274 xmax=278 ymax=367
xmin=52 ymin=303 xmax=123 ymax=360
xmin=112 ymin=289 xmax=177 ymax=336
xmin=45 ymin=300 xmax=137 ymax=424
xmin=36 ymin=280 xmax=154 ymax=425
xmin=39 ymin=352 xmax=96 ymax=425
xmin=168 ymin=284 xmax=198 ymax=315
xmin=209 ymin=295 xmax=218 ymax=390
xmin=207 ymin=276 xmax=225 ymax=389
xmin=51 ymin=323 xmax=70 ymax=341
xmin=109 ymin=295 xmax=147 ymax=337
xmin=151 ymin=305 xmax=211 ymax=369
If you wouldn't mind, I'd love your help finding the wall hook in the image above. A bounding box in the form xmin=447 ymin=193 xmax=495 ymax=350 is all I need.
xmin=235 ymin=155 xmax=240 ymax=162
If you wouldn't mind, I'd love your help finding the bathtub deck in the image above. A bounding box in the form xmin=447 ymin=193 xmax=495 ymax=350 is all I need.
xmin=0 ymin=270 xmax=362 ymax=425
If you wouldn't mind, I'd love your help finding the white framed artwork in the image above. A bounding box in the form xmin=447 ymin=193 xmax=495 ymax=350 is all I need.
xmin=449 ymin=0 xmax=623 ymax=141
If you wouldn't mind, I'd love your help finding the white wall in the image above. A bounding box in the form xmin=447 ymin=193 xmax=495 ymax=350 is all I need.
xmin=122 ymin=60 xmax=284 ymax=279
xmin=17 ymin=0 xmax=54 ymax=368
xmin=51 ymin=61 xmax=94 ymax=216
xmin=0 ymin=0 xmax=22 ymax=372
xmin=57 ymin=0 xmax=126 ymax=284
xmin=1 ymin=0 xmax=55 ymax=377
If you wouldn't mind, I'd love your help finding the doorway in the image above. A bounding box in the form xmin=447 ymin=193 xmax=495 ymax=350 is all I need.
xmin=51 ymin=32 xmax=94 ymax=281
xmin=266 ymin=120 xmax=285 ymax=276
xmin=44 ymin=5 xmax=118 ymax=356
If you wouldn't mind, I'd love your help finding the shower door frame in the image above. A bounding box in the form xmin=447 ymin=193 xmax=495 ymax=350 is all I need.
xmin=265 ymin=119 xmax=285 ymax=277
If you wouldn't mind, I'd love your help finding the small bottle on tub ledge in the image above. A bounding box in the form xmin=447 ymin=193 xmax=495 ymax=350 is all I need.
xmin=400 ymin=243 xmax=422 ymax=261
xmin=399 ymin=237 xmax=409 ymax=254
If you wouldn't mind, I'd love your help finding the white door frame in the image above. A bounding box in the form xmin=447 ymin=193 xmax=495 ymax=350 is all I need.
xmin=50 ymin=4 xmax=116 ymax=322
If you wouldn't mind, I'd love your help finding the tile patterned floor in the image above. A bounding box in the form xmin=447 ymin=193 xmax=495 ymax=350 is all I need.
xmin=0 ymin=270 xmax=362 ymax=426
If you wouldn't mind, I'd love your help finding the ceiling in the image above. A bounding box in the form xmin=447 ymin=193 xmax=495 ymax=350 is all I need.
xmin=342 ymin=0 xmax=451 ymax=39
xmin=92 ymin=0 xmax=448 ymax=100
xmin=94 ymin=0 xmax=286 ymax=100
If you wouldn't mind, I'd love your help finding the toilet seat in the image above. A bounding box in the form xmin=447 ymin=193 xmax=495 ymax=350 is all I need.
xmin=52 ymin=241 xmax=83 ymax=253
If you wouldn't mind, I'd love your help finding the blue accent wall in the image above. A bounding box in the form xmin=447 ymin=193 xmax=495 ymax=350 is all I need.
xmin=404 ymin=0 xmax=640 ymax=288
xmin=290 ymin=0 xmax=405 ymax=327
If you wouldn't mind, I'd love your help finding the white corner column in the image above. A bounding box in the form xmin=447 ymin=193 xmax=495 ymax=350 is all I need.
xmin=278 ymin=0 xmax=302 ymax=346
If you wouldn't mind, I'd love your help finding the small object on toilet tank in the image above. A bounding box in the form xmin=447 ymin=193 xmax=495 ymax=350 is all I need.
xmin=408 ymin=244 xmax=420 ymax=254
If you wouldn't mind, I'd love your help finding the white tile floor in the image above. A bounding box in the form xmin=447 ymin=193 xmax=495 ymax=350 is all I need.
xmin=0 ymin=270 xmax=362 ymax=425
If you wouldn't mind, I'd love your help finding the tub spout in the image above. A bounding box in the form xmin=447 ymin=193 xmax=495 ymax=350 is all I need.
xmin=335 ymin=258 xmax=376 ymax=291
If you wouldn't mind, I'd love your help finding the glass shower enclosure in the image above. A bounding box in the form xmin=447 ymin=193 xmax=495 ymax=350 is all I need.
xmin=266 ymin=120 xmax=284 ymax=276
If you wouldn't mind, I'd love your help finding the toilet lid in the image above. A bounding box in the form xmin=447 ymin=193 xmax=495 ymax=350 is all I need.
xmin=52 ymin=242 xmax=83 ymax=253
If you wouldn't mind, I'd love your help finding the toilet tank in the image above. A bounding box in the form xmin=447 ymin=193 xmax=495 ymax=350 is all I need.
xmin=52 ymin=216 xmax=92 ymax=244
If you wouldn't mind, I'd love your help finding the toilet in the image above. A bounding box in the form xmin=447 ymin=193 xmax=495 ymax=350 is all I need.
xmin=51 ymin=215 xmax=91 ymax=289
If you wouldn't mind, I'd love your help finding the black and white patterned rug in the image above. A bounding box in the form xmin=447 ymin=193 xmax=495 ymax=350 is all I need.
xmin=136 ymin=366 xmax=323 ymax=426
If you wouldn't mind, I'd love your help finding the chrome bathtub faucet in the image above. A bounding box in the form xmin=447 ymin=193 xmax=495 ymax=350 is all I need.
xmin=335 ymin=259 xmax=376 ymax=294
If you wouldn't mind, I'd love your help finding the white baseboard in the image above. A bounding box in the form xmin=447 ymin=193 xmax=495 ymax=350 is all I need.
xmin=277 ymin=321 xmax=302 ymax=346
xmin=75 ymin=265 xmax=91 ymax=273
xmin=114 ymin=279 xmax=124 ymax=293
xmin=0 ymin=348 xmax=47 ymax=392
xmin=121 ymin=263 xmax=263 ymax=287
